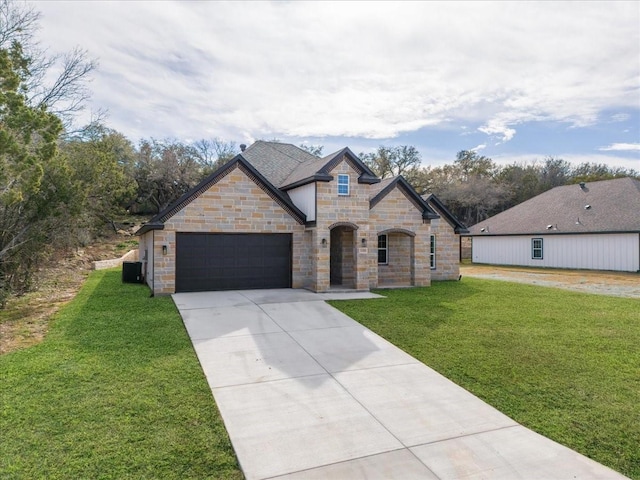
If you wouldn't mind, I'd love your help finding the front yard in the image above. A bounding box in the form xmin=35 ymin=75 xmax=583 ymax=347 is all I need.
xmin=0 ymin=270 xmax=242 ymax=480
xmin=1 ymin=270 xmax=638 ymax=479
xmin=330 ymin=279 xmax=640 ymax=479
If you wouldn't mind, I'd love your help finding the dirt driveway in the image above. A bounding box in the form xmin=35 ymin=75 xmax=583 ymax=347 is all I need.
xmin=460 ymin=264 xmax=640 ymax=299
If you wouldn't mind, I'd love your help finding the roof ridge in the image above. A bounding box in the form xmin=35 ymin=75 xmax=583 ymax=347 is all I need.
xmin=255 ymin=140 xmax=317 ymax=164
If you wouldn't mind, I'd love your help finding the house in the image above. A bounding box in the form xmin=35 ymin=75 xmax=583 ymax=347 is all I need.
xmin=466 ymin=177 xmax=640 ymax=272
xmin=136 ymin=141 xmax=467 ymax=295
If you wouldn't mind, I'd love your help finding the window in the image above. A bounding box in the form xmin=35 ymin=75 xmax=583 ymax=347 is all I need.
xmin=378 ymin=234 xmax=388 ymax=264
xmin=532 ymin=238 xmax=543 ymax=259
xmin=430 ymin=234 xmax=436 ymax=269
xmin=337 ymin=174 xmax=349 ymax=196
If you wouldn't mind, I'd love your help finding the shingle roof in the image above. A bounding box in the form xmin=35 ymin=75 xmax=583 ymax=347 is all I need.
xmin=281 ymin=151 xmax=336 ymax=187
xmin=368 ymin=177 xmax=396 ymax=200
xmin=240 ymin=141 xmax=319 ymax=186
xmin=280 ymin=147 xmax=380 ymax=189
xmin=467 ymin=177 xmax=640 ymax=235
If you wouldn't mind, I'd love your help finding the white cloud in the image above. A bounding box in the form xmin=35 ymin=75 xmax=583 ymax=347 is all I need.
xmin=478 ymin=121 xmax=517 ymax=144
xmin=610 ymin=113 xmax=631 ymax=123
xmin=33 ymin=1 xmax=640 ymax=144
xmin=599 ymin=143 xmax=640 ymax=152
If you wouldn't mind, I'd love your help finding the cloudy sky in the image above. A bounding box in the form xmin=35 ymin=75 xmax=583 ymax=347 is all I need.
xmin=35 ymin=1 xmax=639 ymax=169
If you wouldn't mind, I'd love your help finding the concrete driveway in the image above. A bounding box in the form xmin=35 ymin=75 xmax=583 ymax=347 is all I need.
xmin=173 ymin=289 xmax=627 ymax=480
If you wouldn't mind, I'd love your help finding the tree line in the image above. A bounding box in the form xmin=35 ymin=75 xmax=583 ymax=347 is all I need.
xmin=360 ymin=146 xmax=638 ymax=227
xmin=1 ymin=0 xmax=637 ymax=305
xmin=0 ymin=1 xmax=239 ymax=304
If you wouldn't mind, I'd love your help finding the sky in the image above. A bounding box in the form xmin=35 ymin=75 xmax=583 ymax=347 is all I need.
xmin=34 ymin=1 xmax=640 ymax=170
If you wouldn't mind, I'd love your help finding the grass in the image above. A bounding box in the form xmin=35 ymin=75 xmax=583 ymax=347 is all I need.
xmin=330 ymin=279 xmax=640 ymax=479
xmin=0 ymin=270 xmax=242 ymax=480
xmin=116 ymin=239 xmax=139 ymax=252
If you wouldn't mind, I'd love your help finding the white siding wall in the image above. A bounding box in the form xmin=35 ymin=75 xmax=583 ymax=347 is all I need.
xmin=472 ymin=233 xmax=640 ymax=272
xmin=288 ymin=183 xmax=316 ymax=222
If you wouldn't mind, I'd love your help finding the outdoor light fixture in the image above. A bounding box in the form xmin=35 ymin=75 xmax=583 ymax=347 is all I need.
xmin=162 ymin=245 xmax=167 ymax=255
xmin=321 ymin=238 xmax=327 ymax=247
xmin=361 ymin=238 xmax=367 ymax=247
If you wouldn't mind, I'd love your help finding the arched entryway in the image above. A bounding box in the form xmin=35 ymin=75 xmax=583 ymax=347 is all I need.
xmin=377 ymin=228 xmax=416 ymax=287
xmin=329 ymin=223 xmax=358 ymax=288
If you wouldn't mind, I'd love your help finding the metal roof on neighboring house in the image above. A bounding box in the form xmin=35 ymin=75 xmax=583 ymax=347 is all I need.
xmin=467 ymin=177 xmax=640 ymax=236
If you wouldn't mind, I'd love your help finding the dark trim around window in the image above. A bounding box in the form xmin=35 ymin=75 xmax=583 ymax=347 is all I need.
xmin=378 ymin=234 xmax=388 ymax=264
xmin=532 ymin=237 xmax=543 ymax=260
xmin=430 ymin=234 xmax=436 ymax=269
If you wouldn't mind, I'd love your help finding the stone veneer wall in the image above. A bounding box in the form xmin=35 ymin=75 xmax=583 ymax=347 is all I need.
xmin=378 ymin=233 xmax=413 ymax=286
xmin=460 ymin=236 xmax=472 ymax=261
xmin=369 ymin=186 xmax=431 ymax=288
xmin=151 ymin=165 xmax=307 ymax=295
xmin=430 ymin=216 xmax=461 ymax=281
xmin=314 ymin=159 xmax=372 ymax=292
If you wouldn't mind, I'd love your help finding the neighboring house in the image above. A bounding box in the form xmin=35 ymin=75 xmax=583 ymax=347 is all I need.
xmin=137 ymin=141 xmax=467 ymax=295
xmin=466 ymin=177 xmax=640 ymax=272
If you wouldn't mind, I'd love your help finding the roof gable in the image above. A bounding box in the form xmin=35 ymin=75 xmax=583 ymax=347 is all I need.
xmin=468 ymin=177 xmax=640 ymax=236
xmin=370 ymin=176 xmax=439 ymax=220
xmin=136 ymin=155 xmax=306 ymax=235
xmin=280 ymin=147 xmax=380 ymax=190
xmin=425 ymin=194 xmax=469 ymax=233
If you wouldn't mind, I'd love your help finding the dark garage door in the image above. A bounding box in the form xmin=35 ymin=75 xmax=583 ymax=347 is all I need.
xmin=175 ymin=233 xmax=292 ymax=292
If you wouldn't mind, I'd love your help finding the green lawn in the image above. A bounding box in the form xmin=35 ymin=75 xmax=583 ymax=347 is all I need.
xmin=330 ymin=279 xmax=640 ymax=479
xmin=0 ymin=270 xmax=242 ymax=480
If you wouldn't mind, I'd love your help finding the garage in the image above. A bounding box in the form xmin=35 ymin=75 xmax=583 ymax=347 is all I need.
xmin=175 ymin=233 xmax=292 ymax=292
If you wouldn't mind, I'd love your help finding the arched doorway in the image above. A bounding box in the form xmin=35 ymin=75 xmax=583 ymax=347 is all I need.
xmin=329 ymin=223 xmax=358 ymax=288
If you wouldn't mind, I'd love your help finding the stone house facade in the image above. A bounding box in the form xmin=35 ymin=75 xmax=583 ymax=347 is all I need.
xmin=137 ymin=141 xmax=467 ymax=295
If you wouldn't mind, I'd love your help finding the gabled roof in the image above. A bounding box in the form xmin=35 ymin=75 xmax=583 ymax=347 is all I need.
xmin=280 ymin=147 xmax=380 ymax=190
xmin=424 ymin=194 xmax=469 ymax=233
xmin=239 ymin=141 xmax=380 ymax=190
xmin=240 ymin=141 xmax=319 ymax=186
xmin=467 ymin=177 xmax=640 ymax=236
xmin=136 ymin=154 xmax=306 ymax=235
xmin=369 ymin=176 xmax=439 ymax=220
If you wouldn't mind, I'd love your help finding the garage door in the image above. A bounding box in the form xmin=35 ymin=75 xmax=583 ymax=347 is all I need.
xmin=175 ymin=233 xmax=292 ymax=292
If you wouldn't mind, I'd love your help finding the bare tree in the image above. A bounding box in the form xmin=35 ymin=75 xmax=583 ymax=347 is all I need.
xmin=0 ymin=0 xmax=97 ymax=128
xmin=299 ymin=144 xmax=324 ymax=156
xmin=193 ymin=138 xmax=238 ymax=176
xmin=0 ymin=0 xmax=39 ymax=49
xmin=361 ymin=145 xmax=424 ymax=189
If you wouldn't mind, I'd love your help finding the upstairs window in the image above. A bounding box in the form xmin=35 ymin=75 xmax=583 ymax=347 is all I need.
xmin=337 ymin=174 xmax=349 ymax=196
xmin=532 ymin=238 xmax=543 ymax=259
xmin=378 ymin=234 xmax=388 ymax=264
